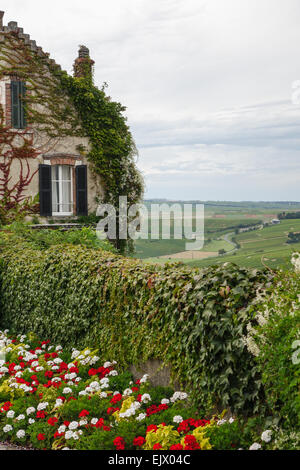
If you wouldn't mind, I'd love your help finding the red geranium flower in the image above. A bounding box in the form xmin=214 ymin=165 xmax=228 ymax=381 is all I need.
xmin=107 ymin=407 xmax=119 ymax=415
xmin=79 ymin=410 xmax=90 ymax=418
xmin=170 ymin=443 xmax=184 ymax=450
xmin=177 ymin=421 xmax=190 ymax=434
xmin=95 ymin=418 xmax=104 ymax=429
xmin=153 ymin=443 xmax=162 ymax=450
xmin=47 ymin=417 xmax=58 ymax=426
xmin=113 ymin=437 xmax=125 ymax=450
xmin=1 ymin=402 xmax=12 ymax=412
xmin=37 ymin=433 xmax=46 ymax=441
xmin=110 ymin=393 xmax=122 ymax=405
xmin=184 ymin=435 xmax=201 ymax=450
xmin=133 ymin=436 xmax=145 ymax=447
xmin=147 ymin=424 xmax=158 ymax=434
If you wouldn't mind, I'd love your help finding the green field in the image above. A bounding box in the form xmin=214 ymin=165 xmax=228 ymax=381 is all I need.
xmin=132 ymin=201 xmax=300 ymax=270
xmin=185 ymin=219 xmax=300 ymax=270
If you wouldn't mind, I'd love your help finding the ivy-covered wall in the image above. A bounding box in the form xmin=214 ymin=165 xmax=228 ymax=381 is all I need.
xmin=0 ymin=244 xmax=273 ymax=415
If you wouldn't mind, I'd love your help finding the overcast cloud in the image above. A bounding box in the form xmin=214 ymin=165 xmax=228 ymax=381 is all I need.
xmin=2 ymin=0 xmax=300 ymax=200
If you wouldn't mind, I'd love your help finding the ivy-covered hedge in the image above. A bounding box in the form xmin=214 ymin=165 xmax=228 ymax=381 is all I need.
xmin=0 ymin=245 xmax=273 ymax=415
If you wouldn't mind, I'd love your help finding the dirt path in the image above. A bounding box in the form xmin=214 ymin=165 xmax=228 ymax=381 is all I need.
xmin=159 ymin=251 xmax=218 ymax=260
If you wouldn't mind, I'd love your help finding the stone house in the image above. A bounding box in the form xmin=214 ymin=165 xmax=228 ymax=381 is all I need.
xmin=0 ymin=11 xmax=104 ymax=219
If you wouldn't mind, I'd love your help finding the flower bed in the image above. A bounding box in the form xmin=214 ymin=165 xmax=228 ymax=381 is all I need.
xmin=0 ymin=330 xmax=286 ymax=451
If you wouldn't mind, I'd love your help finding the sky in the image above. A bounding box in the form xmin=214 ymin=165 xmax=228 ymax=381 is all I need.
xmin=1 ymin=0 xmax=300 ymax=201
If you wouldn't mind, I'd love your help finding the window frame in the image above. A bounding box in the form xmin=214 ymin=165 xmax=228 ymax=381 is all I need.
xmin=51 ymin=164 xmax=74 ymax=217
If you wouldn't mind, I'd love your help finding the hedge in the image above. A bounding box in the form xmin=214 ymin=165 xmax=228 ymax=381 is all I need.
xmin=0 ymin=244 xmax=273 ymax=415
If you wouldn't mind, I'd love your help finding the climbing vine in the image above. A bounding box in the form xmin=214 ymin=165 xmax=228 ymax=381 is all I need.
xmin=0 ymin=107 xmax=39 ymax=223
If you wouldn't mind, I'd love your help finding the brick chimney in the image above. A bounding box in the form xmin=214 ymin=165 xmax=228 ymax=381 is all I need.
xmin=73 ymin=45 xmax=94 ymax=81
xmin=0 ymin=11 xmax=4 ymax=30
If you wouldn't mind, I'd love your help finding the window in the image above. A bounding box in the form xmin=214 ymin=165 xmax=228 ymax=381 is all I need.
xmin=11 ymin=81 xmax=26 ymax=129
xmin=51 ymin=165 xmax=73 ymax=216
xmin=39 ymin=163 xmax=88 ymax=217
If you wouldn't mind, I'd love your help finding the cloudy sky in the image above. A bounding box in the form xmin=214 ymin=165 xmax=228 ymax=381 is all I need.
xmin=2 ymin=0 xmax=300 ymax=200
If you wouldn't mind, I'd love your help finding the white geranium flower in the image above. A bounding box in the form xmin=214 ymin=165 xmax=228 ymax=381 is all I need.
xmin=52 ymin=377 xmax=61 ymax=383
xmin=217 ymin=419 xmax=226 ymax=426
xmin=16 ymin=414 xmax=25 ymax=421
xmin=69 ymin=421 xmax=79 ymax=430
xmin=109 ymin=370 xmax=118 ymax=377
xmin=26 ymin=407 xmax=35 ymax=416
xmin=3 ymin=425 xmax=13 ymax=433
xmin=136 ymin=413 xmax=147 ymax=421
xmin=140 ymin=374 xmax=149 ymax=384
xmin=90 ymin=381 xmax=100 ymax=390
xmin=141 ymin=394 xmax=151 ymax=404
xmin=249 ymin=443 xmax=262 ymax=450
xmin=173 ymin=415 xmax=183 ymax=424
xmin=53 ymin=358 xmax=63 ymax=364
xmin=7 ymin=410 xmax=15 ymax=418
xmin=90 ymin=356 xmax=99 ymax=365
xmin=170 ymin=391 xmax=188 ymax=403
xmin=261 ymin=430 xmax=272 ymax=443
xmin=71 ymin=350 xmax=80 ymax=359
xmin=16 ymin=430 xmax=25 ymax=439
xmin=37 ymin=402 xmax=49 ymax=411
xmin=161 ymin=399 xmax=170 ymax=405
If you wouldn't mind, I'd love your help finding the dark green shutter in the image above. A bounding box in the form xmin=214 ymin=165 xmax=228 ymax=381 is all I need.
xmin=39 ymin=164 xmax=52 ymax=216
xmin=20 ymin=82 xmax=27 ymax=128
xmin=11 ymin=81 xmax=20 ymax=128
xmin=76 ymin=165 xmax=88 ymax=216
xmin=11 ymin=81 xmax=26 ymax=129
